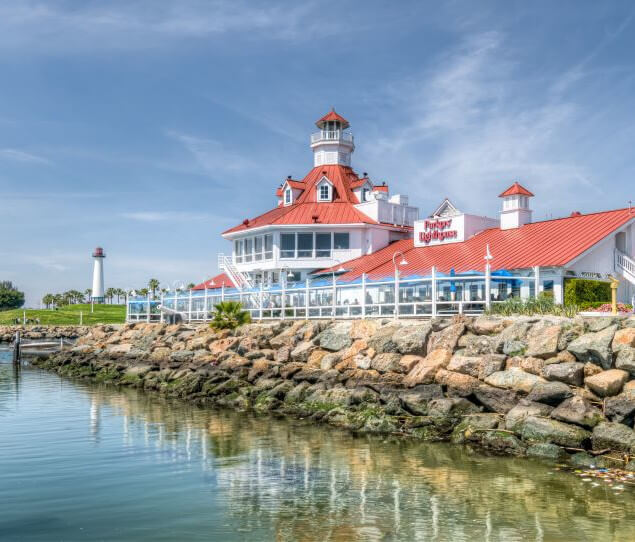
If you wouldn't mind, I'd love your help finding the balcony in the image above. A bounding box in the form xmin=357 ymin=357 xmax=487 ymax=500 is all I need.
xmin=310 ymin=130 xmax=354 ymax=145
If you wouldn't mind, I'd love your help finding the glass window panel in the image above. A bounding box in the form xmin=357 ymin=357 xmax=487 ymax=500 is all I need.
xmin=280 ymin=233 xmax=295 ymax=258
xmin=245 ymin=238 xmax=253 ymax=262
xmin=254 ymin=236 xmax=263 ymax=261
xmin=264 ymin=234 xmax=273 ymax=260
xmin=297 ymin=233 xmax=313 ymax=257
xmin=235 ymin=240 xmax=242 ymax=263
xmin=316 ymin=233 xmax=331 ymax=257
xmin=334 ymin=233 xmax=349 ymax=249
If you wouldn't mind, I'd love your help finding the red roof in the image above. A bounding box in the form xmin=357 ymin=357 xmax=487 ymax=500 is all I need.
xmin=192 ymin=273 xmax=234 ymax=290
xmin=499 ymin=182 xmax=534 ymax=197
xmin=316 ymin=109 xmax=350 ymax=129
xmin=373 ymin=185 xmax=389 ymax=193
xmin=224 ymin=165 xmax=408 ymax=234
xmin=321 ymin=208 xmax=634 ymax=280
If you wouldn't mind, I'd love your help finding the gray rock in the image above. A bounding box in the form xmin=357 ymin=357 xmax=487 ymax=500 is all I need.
xmin=585 ymin=369 xmax=629 ymax=397
xmin=427 ymin=397 xmax=480 ymax=419
xmin=474 ymin=383 xmax=519 ymax=414
xmin=169 ymin=350 xmax=194 ymax=363
xmin=526 ymin=381 xmax=573 ymax=406
xmin=569 ymin=452 xmax=609 ymax=469
xmin=592 ymin=421 xmax=635 ymax=452
xmin=502 ymin=339 xmax=527 ymax=356
xmin=527 ymin=442 xmax=566 ymax=460
xmin=451 ymin=413 xmax=501 ymax=444
xmin=446 ymin=355 xmax=486 ymax=379
xmin=285 ymin=381 xmax=311 ymax=403
xmin=526 ymin=322 xmax=562 ymax=359
xmin=505 ymin=401 xmax=554 ymax=431
xmin=460 ymin=334 xmax=495 ymax=356
xmin=605 ymin=394 xmax=635 ymax=425
xmin=320 ymin=353 xmax=341 ymax=371
xmin=471 ymin=316 xmax=508 ymax=335
xmin=586 ymin=317 xmax=618 ymax=332
xmin=567 ymin=325 xmax=618 ymax=369
xmin=495 ymin=321 xmax=532 ymax=354
xmin=484 ymin=367 xmax=545 ymax=394
xmin=517 ymin=416 xmax=591 ymax=448
xmin=354 ymin=354 xmax=372 ymax=370
xmin=371 ymin=353 xmax=402 ymax=373
xmin=290 ymin=341 xmax=316 ymax=362
xmin=428 ymin=323 xmax=466 ymax=352
xmin=542 ymin=362 xmax=585 ymax=386
xmin=615 ymin=347 xmax=635 ymax=376
xmin=550 ymin=396 xmax=604 ymax=428
xmin=393 ymin=323 xmax=432 ymax=355
xmin=318 ymin=325 xmax=352 ymax=352
xmin=399 ymin=384 xmax=444 ymax=415
xmin=366 ymin=324 xmax=400 ymax=353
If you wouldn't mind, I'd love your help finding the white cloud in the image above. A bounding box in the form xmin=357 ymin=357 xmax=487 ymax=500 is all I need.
xmin=0 ymin=148 xmax=50 ymax=164
xmin=121 ymin=211 xmax=214 ymax=222
xmin=0 ymin=1 xmax=330 ymax=53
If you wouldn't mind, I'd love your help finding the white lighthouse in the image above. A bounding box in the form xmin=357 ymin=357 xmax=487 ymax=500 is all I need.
xmin=91 ymin=247 xmax=106 ymax=303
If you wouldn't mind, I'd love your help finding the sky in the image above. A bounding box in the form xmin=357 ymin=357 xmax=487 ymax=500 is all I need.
xmin=1 ymin=0 xmax=635 ymax=306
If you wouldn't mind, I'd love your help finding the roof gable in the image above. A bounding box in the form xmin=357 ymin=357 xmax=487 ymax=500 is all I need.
xmin=499 ymin=182 xmax=534 ymax=198
xmin=431 ymin=198 xmax=460 ymax=217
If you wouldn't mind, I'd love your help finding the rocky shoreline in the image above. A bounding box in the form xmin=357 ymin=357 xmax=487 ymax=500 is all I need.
xmin=0 ymin=325 xmax=89 ymax=342
xmin=30 ymin=315 xmax=635 ymax=469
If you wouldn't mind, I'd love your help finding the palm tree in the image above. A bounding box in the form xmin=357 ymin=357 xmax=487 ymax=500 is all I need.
xmin=84 ymin=288 xmax=92 ymax=302
xmin=211 ymin=301 xmax=251 ymax=330
xmin=42 ymin=294 xmax=54 ymax=309
xmin=138 ymin=288 xmax=149 ymax=296
xmin=114 ymin=288 xmax=125 ymax=304
xmin=186 ymin=282 xmax=196 ymax=289
xmin=148 ymin=279 xmax=160 ymax=297
xmin=105 ymin=287 xmax=116 ymax=304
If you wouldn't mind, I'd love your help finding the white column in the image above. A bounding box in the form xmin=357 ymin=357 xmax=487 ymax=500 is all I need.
xmin=188 ymin=289 xmax=193 ymax=322
xmin=554 ymin=272 xmax=564 ymax=305
xmin=160 ymin=292 xmax=164 ymax=323
xmin=281 ymin=278 xmax=286 ymax=320
xmin=332 ymin=274 xmax=337 ymax=318
xmin=431 ymin=266 xmax=437 ymax=317
xmin=125 ymin=293 xmax=129 ymax=322
xmin=204 ymin=288 xmax=208 ymax=322
xmin=393 ymin=267 xmax=399 ymax=320
xmin=305 ymin=276 xmax=310 ymax=317
xmin=361 ymin=273 xmax=367 ymax=317
xmin=259 ymin=282 xmax=264 ymax=320
xmin=485 ymin=263 xmax=492 ymax=310
xmin=146 ymin=294 xmax=151 ymax=323
xmin=534 ymin=265 xmax=540 ymax=298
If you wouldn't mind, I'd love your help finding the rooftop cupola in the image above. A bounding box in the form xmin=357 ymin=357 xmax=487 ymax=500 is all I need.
xmin=499 ymin=181 xmax=534 ymax=230
xmin=310 ymin=108 xmax=355 ymax=167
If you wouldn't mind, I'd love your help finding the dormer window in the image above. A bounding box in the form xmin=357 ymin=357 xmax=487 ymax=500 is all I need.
xmin=316 ymin=177 xmax=332 ymax=202
xmin=362 ymin=188 xmax=370 ymax=202
xmin=284 ymin=188 xmax=292 ymax=205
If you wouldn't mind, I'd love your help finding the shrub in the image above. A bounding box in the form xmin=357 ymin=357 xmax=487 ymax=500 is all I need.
xmin=210 ymin=301 xmax=251 ymax=330
xmin=486 ymin=293 xmax=579 ymax=317
xmin=564 ymin=278 xmax=611 ymax=306
xmin=0 ymin=281 xmax=25 ymax=310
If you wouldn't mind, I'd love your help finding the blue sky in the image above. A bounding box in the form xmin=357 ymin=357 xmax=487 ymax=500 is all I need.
xmin=1 ymin=0 xmax=634 ymax=306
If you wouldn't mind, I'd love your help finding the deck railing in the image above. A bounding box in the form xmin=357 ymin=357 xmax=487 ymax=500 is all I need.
xmin=126 ymin=268 xmax=541 ymax=323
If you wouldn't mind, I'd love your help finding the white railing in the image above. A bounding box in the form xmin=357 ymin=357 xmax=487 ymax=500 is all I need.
xmin=217 ymin=253 xmax=253 ymax=290
xmin=615 ymin=249 xmax=635 ymax=285
xmin=126 ymin=270 xmax=538 ymax=323
xmin=310 ymin=130 xmax=354 ymax=144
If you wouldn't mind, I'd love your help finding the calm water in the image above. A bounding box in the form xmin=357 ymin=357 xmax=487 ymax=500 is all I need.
xmin=1 ymin=352 xmax=635 ymax=541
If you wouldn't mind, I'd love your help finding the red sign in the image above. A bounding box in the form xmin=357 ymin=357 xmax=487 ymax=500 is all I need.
xmin=419 ymin=218 xmax=458 ymax=244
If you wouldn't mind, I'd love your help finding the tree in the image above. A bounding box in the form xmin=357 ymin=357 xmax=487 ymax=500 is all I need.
xmin=187 ymin=282 xmax=196 ymax=289
xmin=105 ymin=287 xmax=116 ymax=304
xmin=210 ymin=301 xmax=251 ymax=330
xmin=42 ymin=294 xmax=55 ymax=309
xmin=114 ymin=288 xmax=125 ymax=304
xmin=148 ymin=279 xmax=160 ymax=297
xmin=84 ymin=288 xmax=92 ymax=302
xmin=0 ymin=281 xmax=25 ymax=310
xmin=138 ymin=288 xmax=149 ymax=296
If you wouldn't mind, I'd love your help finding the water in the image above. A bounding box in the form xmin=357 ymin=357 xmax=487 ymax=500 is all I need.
xmin=2 ymin=352 xmax=635 ymax=541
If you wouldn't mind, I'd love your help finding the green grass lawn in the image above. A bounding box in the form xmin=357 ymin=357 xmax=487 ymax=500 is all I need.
xmin=0 ymin=304 xmax=126 ymax=326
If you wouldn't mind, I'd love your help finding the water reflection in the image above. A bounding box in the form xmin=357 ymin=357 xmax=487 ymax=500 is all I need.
xmin=77 ymin=380 xmax=635 ymax=541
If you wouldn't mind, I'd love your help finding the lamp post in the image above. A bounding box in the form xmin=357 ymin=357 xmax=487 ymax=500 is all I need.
xmin=392 ymin=251 xmax=408 ymax=319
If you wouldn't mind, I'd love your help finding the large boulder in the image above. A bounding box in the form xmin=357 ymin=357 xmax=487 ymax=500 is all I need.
xmin=550 ymin=396 xmax=604 ymax=428
xmin=505 ymin=356 xmax=547 ymax=376
xmin=542 ymin=362 xmax=585 ymax=387
xmin=525 ymin=322 xmax=562 ymax=359
xmin=484 ymin=367 xmax=545 ymax=394
xmin=393 ymin=323 xmax=432 ymax=355
xmin=516 ymin=416 xmax=590 ymax=448
xmin=592 ymin=422 xmax=635 ymax=452
xmin=318 ymin=324 xmax=352 ymax=352
xmin=428 ymin=323 xmax=465 ymax=352
xmin=585 ymin=369 xmax=629 ymax=397
xmin=399 ymin=384 xmax=444 ymax=415
xmin=612 ymin=328 xmax=635 ymax=352
xmin=459 ymin=334 xmax=495 ymax=356
xmin=350 ymin=319 xmax=379 ymax=340
xmin=495 ymin=321 xmax=532 ymax=354
xmin=505 ymin=401 xmax=554 ymax=431
xmin=605 ymin=394 xmax=635 ymax=425
xmin=567 ymin=325 xmax=618 ymax=369
xmin=446 ymin=353 xmax=506 ymax=380
xmin=402 ymin=348 xmax=452 ymax=387
xmin=615 ymin=347 xmax=635 ymax=376
xmin=526 ymin=381 xmax=573 ymax=406
xmin=471 ymin=315 xmax=508 ymax=335
xmin=473 ymin=384 xmax=519 ymax=414
xmin=290 ymin=341 xmax=316 ymax=362
xmin=434 ymin=369 xmax=480 ymax=397
xmin=371 ymin=353 xmax=403 ymax=373
xmin=366 ymin=324 xmax=401 ymax=353
xmin=427 ymin=397 xmax=480 ymax=420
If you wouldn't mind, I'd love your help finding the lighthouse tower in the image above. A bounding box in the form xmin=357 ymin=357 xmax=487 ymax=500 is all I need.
xmin=310 ymin=109 xmax=355 ymax=167
xmin=91 ymin=247 xmax=106 ymax=303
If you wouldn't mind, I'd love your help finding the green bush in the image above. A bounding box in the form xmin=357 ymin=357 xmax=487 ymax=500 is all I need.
xmin=487 ymin=293 xmax=579 ymax=317
xmin=564 ymin=278 xmax=611 ymax=306
xmin=210 ymin=301 xmax=251 ymax=330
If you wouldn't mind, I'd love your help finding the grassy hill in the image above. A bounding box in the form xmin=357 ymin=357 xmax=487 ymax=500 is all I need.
xmin=0 ymin=304 xmax=126 ymax=326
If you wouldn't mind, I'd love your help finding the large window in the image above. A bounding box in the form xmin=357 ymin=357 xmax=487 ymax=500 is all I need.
xmin=234 ymin=233 xmax=275 ymax=263
xmin=264 ymin=234 xmax=273 ymax=260
xmin=297 ymin=233 xmax=313 ymax=258
xmin=334 ymin=233 xmax=350 ymax=250
xmin=254 ymin=236 xmax=263 ymax=261
xmin=244 ymin=238 xmax=253 ymax=262
xmin=316 ymin=233 xmax=331 ymax=258
xmin=234 ymin=240 xmax=243 ymax=263
xmin=281 ymin=233 xmax=295 ymax=258
xmin=318 ymin=184 xmax=330 ymax=201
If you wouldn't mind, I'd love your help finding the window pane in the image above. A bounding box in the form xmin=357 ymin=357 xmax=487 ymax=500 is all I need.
xmin=245 ymin=238 xmax=253 ymax=262
xmin=281 ymin=233 xmax=295 ymax=258
xmin=254 ymin=236 xmax=263 ymax=261
xmin=297 ymin=233 xmax=313 ymax=257
xmin=316 ymin=233 xmax=331 ymax=257
xmin=334 ymin=233 xmax=349 ymax=249
xmin=235 ymin=240 xmax=242 ymax=263
xmin=264 ymin=234 xmax=273 ymax=260
xmin=319 ymin=185 xmax=329 ymax=200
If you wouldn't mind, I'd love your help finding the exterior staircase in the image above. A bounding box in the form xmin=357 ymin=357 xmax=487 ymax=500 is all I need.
xmin=615 ymin=249 xmax=635 ymax=286
xmin=217 ymin=253 xmax=254 ymax=291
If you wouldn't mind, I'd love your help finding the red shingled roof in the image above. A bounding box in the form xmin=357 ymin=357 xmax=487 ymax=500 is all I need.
xmin=499 ymin=182 xmax=534 ymax=198
xmin=321 ymin=208 xmax=634 ymax=280
xmin=224 ymin=165 xmax=407 ymax=234
xmin=316 ymin=109 xmax=349 ymax=129
xmin=192 ymin=273 xmax=234 ymax=290
xmin=373 ymin=185 xmax=389 ymax=193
